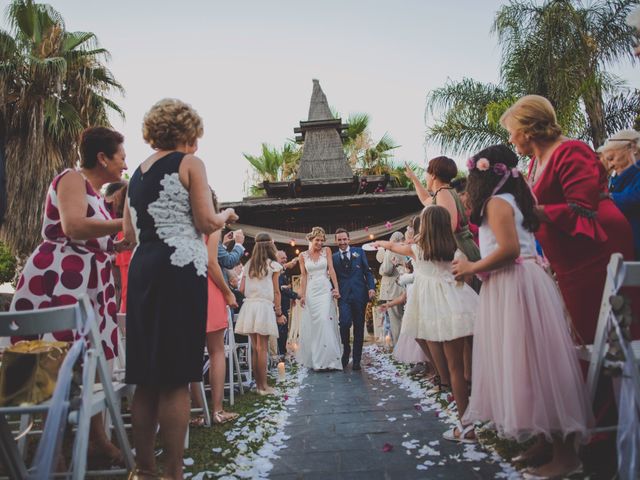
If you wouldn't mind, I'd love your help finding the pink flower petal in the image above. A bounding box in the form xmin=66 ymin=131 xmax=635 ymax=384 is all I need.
xmin=382 ymin=443 xmax=393 ymax=452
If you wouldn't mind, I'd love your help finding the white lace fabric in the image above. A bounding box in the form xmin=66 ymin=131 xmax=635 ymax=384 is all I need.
xmin=147 ymin=173 xmax=207 ymax=276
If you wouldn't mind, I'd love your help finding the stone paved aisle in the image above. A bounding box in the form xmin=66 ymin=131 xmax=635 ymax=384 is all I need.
xmin=269 ymin=348 xmax=509 ymax=479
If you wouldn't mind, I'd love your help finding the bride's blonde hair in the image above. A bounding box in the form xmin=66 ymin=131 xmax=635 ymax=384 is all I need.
xmin=306 ymin=226 xmax=326 ymax=242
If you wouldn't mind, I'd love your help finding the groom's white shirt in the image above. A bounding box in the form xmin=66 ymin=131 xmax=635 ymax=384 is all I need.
xmin=339 ymin=246 xmax=351 ymax=260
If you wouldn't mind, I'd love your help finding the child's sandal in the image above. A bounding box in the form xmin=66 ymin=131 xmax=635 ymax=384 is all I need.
xmin=189 ymin=415 xmax=207 ymax=427
xmin=443 ymin=421 xmax=477 ymax=444
xmin=212 ymin=410 xmax=239 ymax=424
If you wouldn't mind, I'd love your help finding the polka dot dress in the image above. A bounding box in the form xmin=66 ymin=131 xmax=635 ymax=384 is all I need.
xmin=10 ymin=169 xmax=119 ymax=359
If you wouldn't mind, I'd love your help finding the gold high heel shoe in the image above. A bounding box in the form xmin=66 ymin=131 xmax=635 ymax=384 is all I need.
xmin=128 ymin=468 xmax=168 ymax=479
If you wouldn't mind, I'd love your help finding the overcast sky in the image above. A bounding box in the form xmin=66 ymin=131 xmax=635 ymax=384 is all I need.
xmin=7 ymin=1 xmax=638 ymax=201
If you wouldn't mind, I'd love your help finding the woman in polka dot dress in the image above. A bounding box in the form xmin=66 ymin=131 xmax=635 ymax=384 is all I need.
xmin=10 ymin=126 xmax=129 ymax=465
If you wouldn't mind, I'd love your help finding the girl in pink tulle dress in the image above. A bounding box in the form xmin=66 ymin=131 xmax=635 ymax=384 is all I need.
xmin=453 ymin=145 xmax=593 ymax=479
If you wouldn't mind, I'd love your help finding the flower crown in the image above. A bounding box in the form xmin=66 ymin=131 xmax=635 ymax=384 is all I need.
xmin=467 ymin=156 xmax=523 ymax=215
xmin=466 ymin=157 xmax=512 ymax=176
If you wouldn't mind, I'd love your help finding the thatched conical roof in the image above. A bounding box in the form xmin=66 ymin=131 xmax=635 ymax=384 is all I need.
xmin=307 ymin=79 xmax=334 ymax=121
xmin=295 ymin=80 xmax=353 ymax=181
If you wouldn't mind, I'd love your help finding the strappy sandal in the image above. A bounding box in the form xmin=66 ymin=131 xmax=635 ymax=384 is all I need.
xmin=256 ymin=386 xmax=276 ymax=396
xmin=189 ymin=415 xmax=207 ymax=427
xmin=443 ymin=421 xmax=477 ymax=444
xmin=212 ymin=410 xmax=239 ymax=424
xmin=128 ymin=468 xmax=168 ymax=479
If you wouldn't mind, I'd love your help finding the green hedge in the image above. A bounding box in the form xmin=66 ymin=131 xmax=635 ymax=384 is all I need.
xmin=0 ymin=242 xmax=16 ymax=284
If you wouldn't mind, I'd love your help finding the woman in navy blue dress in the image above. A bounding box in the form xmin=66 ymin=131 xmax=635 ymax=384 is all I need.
xmin=124 ymin=99 xmax=237 ymax=479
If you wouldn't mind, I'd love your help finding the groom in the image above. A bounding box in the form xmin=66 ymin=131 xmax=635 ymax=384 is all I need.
xmin=333 ymin=228 xmax=376 ymax=370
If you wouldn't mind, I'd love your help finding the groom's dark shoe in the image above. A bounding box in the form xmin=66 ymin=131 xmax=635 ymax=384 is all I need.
xmin=341 ymin=355 xmax=349 ymax=369
xmin=352 ymin=363 xmax=361 ymax=371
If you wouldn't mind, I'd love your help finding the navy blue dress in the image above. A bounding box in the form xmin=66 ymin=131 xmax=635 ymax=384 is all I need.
xmin=125 ymin=152 xmax=207 ymax=385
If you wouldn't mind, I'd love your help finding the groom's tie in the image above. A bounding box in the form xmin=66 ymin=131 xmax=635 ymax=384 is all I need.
xmin=342 ymin=251 xmax=350 ymax=269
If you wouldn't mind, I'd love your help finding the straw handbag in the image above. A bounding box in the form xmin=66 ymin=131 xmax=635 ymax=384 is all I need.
xmin=0 ymin=340 xmax=69 ymax=406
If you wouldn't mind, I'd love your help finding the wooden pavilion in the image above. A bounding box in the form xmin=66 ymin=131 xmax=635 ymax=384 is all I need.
xmin=221 ymin=79 xmax=423 ymax=266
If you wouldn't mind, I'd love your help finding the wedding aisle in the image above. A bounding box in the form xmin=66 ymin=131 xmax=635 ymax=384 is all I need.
xmin=269 ymin=345 xmax=519 ymax=479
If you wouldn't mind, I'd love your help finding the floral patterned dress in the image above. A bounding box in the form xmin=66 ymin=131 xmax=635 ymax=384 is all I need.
xmin=11 ymin=169 xmax=119 ymax=359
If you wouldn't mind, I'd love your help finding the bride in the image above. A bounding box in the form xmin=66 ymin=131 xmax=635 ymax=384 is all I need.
xmin=296 ymin=226 xmax=343 ymax=370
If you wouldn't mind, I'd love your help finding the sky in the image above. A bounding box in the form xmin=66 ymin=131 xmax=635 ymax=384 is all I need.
xmin=6 ymin=0 xmax=638 ymax=202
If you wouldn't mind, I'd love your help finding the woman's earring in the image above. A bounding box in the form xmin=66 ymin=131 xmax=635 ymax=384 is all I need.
xmin=102 ymin=162 xmax=108 ymax=168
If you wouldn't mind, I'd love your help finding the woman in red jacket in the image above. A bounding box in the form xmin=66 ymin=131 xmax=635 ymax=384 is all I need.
xmin=500 ymin=95 xmax=633 ymax=345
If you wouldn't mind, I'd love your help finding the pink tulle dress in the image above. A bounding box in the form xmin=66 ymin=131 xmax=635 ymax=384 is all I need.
xmin=463 ymin=193 xmax=593 ymax=441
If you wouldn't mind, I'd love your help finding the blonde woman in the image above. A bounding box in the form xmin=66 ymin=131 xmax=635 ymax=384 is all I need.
xmin=601 ymin=129 xmax=640 ymax=259
xmin=124 ymin=99 xmax=237 ymax=479
xmin=500 ymin=94 xmax=632 ymax=345
xmin=296 ymin=226 xmax=343 ymax=371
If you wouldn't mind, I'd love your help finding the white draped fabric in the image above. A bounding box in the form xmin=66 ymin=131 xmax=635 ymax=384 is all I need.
xmin=228 ymin=212 xmax=417 ymax=245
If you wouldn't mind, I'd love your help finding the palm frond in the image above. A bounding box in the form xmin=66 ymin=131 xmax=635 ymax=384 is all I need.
xmin=603 ymin=89 xmax=640 ymax=135
xmin=63 ymin=31 xmax=98 ymax=52
xmin=0 ymin=0 xmax=124 ymax=256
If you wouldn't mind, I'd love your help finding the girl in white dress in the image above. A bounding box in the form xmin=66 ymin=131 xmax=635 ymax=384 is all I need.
xmin=296 ymin=226 xmax=343 ymax=371
xmin=374 ymin=206 xmax=479 ymax=442
xmin=382 ymin=220 xmax=429 ymax=367
xmin=235 ymin=232 xmax=283 ymax=395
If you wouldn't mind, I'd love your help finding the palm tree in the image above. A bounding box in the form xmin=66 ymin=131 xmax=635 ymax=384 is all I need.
xmin=339 ymin=112 xmax=400 ymax=174
xmin=0 ymin=0 xmax=124 ymax=256
xmin=359 ymin=132 xmax=400 ymax=176
xmin=243 ymin=142 xmax=302 ymax=195
xmin=342 ymin=112 xmax=371 ymax=166
xmin=426 ymin=78 xmax=513 ymax=156
xmin=427 ymin=0 xmax=639 ymax=156
xmin=493 ymin=0 xmax=638 ymax=148
xmin=390 ymin=162 xmax=425 ymax=189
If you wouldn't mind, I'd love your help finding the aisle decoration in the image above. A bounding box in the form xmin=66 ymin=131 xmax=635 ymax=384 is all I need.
xmin=363 ymin=345 xmax=521 ymax=478
xmin=185 ymin=365 xmax=308 ymax=479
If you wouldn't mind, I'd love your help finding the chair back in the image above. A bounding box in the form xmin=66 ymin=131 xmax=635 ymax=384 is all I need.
xmin=0 ymin=300 xmax=81 ymax=337
xmin=226 ymin=308 xmax=235 ymax=349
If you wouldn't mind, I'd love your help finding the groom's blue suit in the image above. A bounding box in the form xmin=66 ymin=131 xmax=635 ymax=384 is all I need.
xmin=333 ymin=247 xmax=376 ymax=368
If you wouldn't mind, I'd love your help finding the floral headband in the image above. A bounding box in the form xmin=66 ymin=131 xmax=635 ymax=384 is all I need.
xmin=467 ymin=157 xmax=522 ymax=213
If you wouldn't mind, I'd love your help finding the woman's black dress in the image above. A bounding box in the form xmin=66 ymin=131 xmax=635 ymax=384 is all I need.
xmin=125 ymin=152 xmax=207 ymax=385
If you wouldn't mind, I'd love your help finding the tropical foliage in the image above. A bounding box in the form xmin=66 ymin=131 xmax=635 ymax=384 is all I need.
xmin=0 ymin=241 xmax=16 ymax=284
xmin=426 ymin=0 xmax=639 ymax=156
xmin=244 ymin=112 xmax=403 ymax=194
xmin=0 ymin=0 xmax=124 ymax=256
xmin=243 ymin=141 xmax=302 ymax=196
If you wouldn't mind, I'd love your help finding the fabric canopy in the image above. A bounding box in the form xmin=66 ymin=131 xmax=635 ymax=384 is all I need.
xmin=227 ymin=212 xmax=420 ymax=247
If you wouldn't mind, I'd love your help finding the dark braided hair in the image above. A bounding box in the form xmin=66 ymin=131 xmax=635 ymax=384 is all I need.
xmin=466 ymin=145 xmax=539 ymax=232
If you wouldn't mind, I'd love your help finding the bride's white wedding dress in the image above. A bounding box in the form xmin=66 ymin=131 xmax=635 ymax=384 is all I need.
xmin=296 ymin=249 xmax=343 ymax=370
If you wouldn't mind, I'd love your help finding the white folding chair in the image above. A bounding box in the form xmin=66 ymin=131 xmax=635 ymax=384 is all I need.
xmin=581 ymin=253 xmax=640 ymax=479
xmin=224 ymin=309 xmax=245 ymax=405
xmin=203 ymin=309 xmax=246 ymax=407
xmin=0 ymin=294 xmax=134 ymax=479
xmin=189 ymin=379 xmax=211 ymax=428
xmin=113 ymin=313 xmax=127 ymax=380
xmin=232 ymin=313 xmax=253 ymax=389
